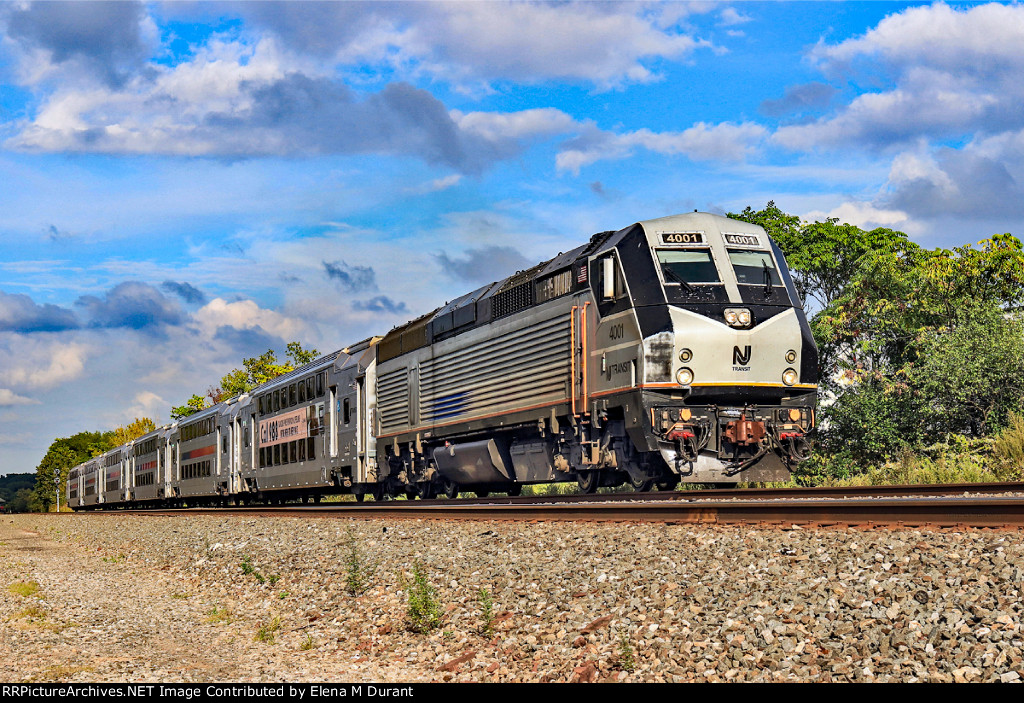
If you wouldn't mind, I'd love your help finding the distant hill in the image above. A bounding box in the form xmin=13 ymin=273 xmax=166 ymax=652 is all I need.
xmin=0 ymin=473 xmax=35 ymax=503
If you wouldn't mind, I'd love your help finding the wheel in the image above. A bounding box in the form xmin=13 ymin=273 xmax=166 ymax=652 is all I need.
xmin=371 ymin=484 xmax=386 ymax=501
xmin=354 ymin=493 xmax=365 ymax=503
xmin=475 ymin=491 xmax=490 ymax=498
xmin=314 ymin=494 xmax=322 ymax=504
xmin=420 ymin=482 xmax=437 ymax=500
xmin=577 ymin=470 xmax=600 ymax=494
xmin=628 ymin=474 xmax=655 ymax=492
xmin=506 ymin=484 xmax=522 ymax=497
xmin=301 ymin=494 xmax=309 ymax=504
xmin=443 ymin=480 xmax=459 ymax=500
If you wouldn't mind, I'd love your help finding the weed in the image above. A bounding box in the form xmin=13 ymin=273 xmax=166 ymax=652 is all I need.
xmin=478 ymin=587 xmax=495 ymax=638
xmin=102 ymin=554 xmax=125 ymax=564
xmin=267 ymin=574 xmax=280 ymax=586
xmin=241 ymin=556 xmax=266 ymax=584
xmin=616 ymin=628 xmax=635 ymax=672
xmin=171 ymin=593 xmax=190 ymax=600
xmin=254 ymin=616 xmax=281 ymax=644
xmin=402 ymin=560 xmax=442 ymax=633
xmin=278 ymin=591 xmax=290 ymax=599
xmin=301 ymin=633 xmax=314 ymax=651
xmin=12 ymin=605 xmax=47 ymax=620
xmin=344 ymin=526 xmax=375 ymax=595
xmin=206 ymin=605 xmax=233 ymax=624
xmin=8 ymin=581 xmax=40 ymax=597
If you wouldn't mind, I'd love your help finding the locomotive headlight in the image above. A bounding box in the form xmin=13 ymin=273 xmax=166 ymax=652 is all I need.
xmin=724 ymin=308 xmax=751 ymax=328
xmin=676 ymin=367 xmax=694 ymax=386
xmin=786 ymin=349 xmax=797 ymax=363
xmin=679 ymin=348 xmax=692 ymax=362
xmin=782 ymin=368 xmax=798 ymax=386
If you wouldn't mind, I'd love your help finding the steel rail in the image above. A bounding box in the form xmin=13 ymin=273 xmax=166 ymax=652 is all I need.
xmin=76 ymin=495 xmax=1024 ymax=529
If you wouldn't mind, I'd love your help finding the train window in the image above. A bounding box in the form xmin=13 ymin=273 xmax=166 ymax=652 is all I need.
xmin=298 ymin=440 xmax=306 ymax=462
xmin=306 ymin=377 xmax=314 ymax=399
xmin=273 ymin=444 xmax=281 ymax=465
xmin=298 ymin=382 xmax=306 ymax=403
xmin=290 ymin=384 xmax=297 ymax=406
xmin=316 ymin=373 xmax=324 ymax=397
xmin=307 ymin=437 xmax=315 ymax=458
xmin=343 ymin=398 xmax=351 ymax=425
xmin=273 ymin=390 xmax=280 ymax=412
xmin=290 ymin=441 xmax=297 ymax=464
xmin=656 ymin=249 xmax=721 ymax=286
xmin=244 ymin=426 xmax=250 ymax=448
xmin=598 ymin=255 xmax=624 ymax=301
xmin=222 ymin=436 xmax=228 ymax=454
xmin=728 ymin=250 xmax=781 ymax=286
xmin=258 ymin=396 xmax=265 ymax=416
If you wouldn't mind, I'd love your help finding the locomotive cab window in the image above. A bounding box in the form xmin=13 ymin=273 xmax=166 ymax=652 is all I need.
xmin=656 ymin=249 xmax=721 ymax=287
xmin=597 ymin=254 xmax=625 ymax=301
xmin=728 ymin=250 xmax=781 ymax=286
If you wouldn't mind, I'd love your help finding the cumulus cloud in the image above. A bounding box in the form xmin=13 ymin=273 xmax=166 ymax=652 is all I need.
xmin=239 ymin=1 xmax=714 ymax=88
xmin=6 ymin=38 xmax=518 ymax=173
xmin=774 ymin=3 xmax=1024 ymax=151
xmin=882 ymin=136 xmax=1024 ymax=219
xmin=75 ymin=281 xmax=184 ymax=330
xmin=3 ymin=0 xmax=152 ymax=87
xmin=0 ymin=337 xmax=89 ymax=390
xmin=0 ymin=290 xmax=79 ymax=333
xmin=193 ymin=297 xmax=306 ymax=343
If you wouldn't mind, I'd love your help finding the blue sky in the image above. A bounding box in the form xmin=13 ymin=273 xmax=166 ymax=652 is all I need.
xmin=2 ymin=1 xmax=1023 ymax=475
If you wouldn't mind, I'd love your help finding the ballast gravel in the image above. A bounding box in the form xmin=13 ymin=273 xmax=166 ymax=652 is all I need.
xmin=1 ymin=513 xmax=1022 ymax=683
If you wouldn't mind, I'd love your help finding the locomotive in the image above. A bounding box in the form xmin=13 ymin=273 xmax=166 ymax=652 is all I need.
xmin=67 ymin=212 xmax=818 ymax=509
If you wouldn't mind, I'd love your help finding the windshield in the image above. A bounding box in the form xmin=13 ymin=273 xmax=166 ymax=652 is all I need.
xmin=728 ymin=250 xmax=781 ymax=286
xmin=656 ymin=249 xmax=721 ymax=286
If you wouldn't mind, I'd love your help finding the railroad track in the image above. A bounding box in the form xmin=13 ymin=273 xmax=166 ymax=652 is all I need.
xmin=70 ymin=482 xmax=1024 ymax=529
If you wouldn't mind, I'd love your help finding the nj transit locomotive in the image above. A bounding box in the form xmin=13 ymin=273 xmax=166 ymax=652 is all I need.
xmin=67 ymin=212 xmax=818 ymax=509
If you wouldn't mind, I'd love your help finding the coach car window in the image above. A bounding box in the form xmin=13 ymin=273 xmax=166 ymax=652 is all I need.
xmin=728 ymin=250 xmax=781 ymax=286
xmin=290 ymin=384 xmax=297 ymax=406
xmin=298 ymin=382 xmax=306 ymax=403
xmin=656 ymin=249 xmax=721 ymax=286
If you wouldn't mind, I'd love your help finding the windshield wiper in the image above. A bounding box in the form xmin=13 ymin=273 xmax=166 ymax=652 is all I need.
xmin=663 ymin=266 xmax=695 ymax=294
xmin=762 ymin=259 xmax=773 ymax=297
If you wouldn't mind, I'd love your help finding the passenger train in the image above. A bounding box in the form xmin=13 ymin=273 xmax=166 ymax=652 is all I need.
xmin=67 ymin=212 xmax=818 ymax=509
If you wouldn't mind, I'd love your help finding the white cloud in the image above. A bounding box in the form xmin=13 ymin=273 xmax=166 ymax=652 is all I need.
xmin=454 ymin=108 xmax=577 ymax=142
xmin=0 ymin=388 xmax=39 ymax=407
xmin=194 ymin=298 xmax=307 ymax=342
xmin=125 ymin=390 xmax=165 ymax=423
xmin=802 ymin=202 xmax=913 ymax=232
xmin=242 ymin=2 xmax=715 ymax=89
xmin=0 ymin=336 xmax=89 ymax=390
xmin=557 ymin=121 xmax=767 ymax=174
xmin=775 ymin=3 xmax=1024 ymax=152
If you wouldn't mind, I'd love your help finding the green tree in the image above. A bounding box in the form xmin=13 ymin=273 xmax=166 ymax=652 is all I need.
xmin=34 ymin=444 xmax=78 ymax=512
xmin=113 ymin=417 xmax=157 ymax=446
xmin=171 ymin=393 xmax=209 ymax=420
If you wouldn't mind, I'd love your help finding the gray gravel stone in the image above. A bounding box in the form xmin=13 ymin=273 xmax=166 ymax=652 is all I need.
xmin=1 ymin=514 xmax=1023 ymax=682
